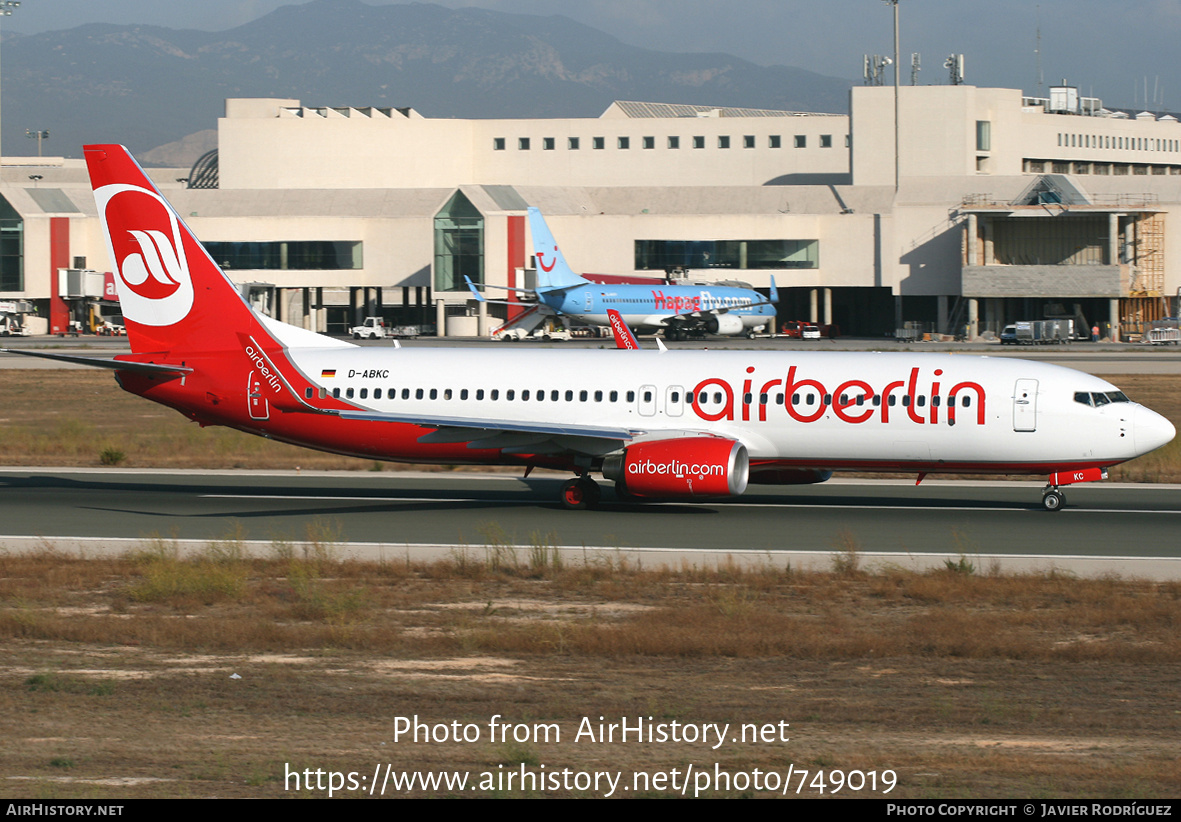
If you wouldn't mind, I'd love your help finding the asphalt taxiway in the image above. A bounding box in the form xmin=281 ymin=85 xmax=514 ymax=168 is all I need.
xmin=2 ymin=469 xmax=1178 ymax=579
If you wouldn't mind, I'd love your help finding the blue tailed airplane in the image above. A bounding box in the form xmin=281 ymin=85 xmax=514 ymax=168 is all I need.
xmin=469 ymin=208 xmax=778 ymax=340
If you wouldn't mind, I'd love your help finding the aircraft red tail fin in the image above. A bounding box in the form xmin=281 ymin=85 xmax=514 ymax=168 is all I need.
xmin=85 ymin=144 xmax=270 ymax=356
xmin=607 ymin=309 xmax=641 ymax=350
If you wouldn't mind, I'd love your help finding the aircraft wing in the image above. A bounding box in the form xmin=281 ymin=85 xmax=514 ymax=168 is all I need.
xmin=333 ymin=408 xmax=647 ymax=456
xmin=671 ymin=276 xmax=780 ymax=322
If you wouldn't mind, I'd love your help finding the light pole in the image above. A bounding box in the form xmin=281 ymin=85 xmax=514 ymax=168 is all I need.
xmin=26 ymin=129 xmax=47 ymax=156
xmin=883 ymin=0 xmax=899 ymax=194
xmin=0 ymin=2 xmax=22 ymax=165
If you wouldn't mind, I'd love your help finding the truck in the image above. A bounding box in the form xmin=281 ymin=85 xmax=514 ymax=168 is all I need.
xmin=0 ymin=313 xmax=29 ymax=336
xmin=1000 ymin=319 xmax=1075 ymax=345
xmin=349 ymin=317 xmax=387 ymax=339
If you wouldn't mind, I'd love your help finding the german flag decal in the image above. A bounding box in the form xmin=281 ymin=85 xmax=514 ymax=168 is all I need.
xmin=321 ymin=369 xmax=336 ymax=378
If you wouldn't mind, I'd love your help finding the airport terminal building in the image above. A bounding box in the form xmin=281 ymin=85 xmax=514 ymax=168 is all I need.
xmin=2 ymin=82 xmax=1180 ymax=339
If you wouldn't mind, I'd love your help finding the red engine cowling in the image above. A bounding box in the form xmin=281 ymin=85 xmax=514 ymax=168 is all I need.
xmin=603 ymin=437 xmax=749 ymax=498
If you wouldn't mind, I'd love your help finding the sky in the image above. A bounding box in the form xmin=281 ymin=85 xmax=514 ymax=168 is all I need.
xmin=7 ymin=0 xmax=1181 ymax=110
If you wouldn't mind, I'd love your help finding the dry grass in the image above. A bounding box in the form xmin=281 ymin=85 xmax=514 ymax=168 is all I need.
xmin=1 ymin=538 xmax=1179 ymax=798
xmin=0 ymin=370 xmax=1178 ymax=479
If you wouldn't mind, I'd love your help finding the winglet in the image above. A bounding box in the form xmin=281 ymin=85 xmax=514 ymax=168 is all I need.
xmin=769 ymin=275 xmax=779 ymax=305
xmin=606 ymin=309 xmax=641 ymax=350
xmin=464 ymin=276 xmax=485 ymax=302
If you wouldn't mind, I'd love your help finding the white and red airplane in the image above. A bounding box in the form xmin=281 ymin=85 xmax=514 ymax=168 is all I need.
xmin=5 ymin=145 xmax=1174 ymax=511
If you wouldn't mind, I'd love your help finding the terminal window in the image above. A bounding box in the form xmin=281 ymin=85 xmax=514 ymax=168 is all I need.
xmin=820 ymin=134 xmax=832 ymax=148
xmin=493 ymin=138 xmax=505 ymax=150
xmin=543 ymin=137 xmax=555 ymax=150
xmin=618 ymin=136 xmax=630 ymax=149
xmin=743 ymin=135 xmax=755 ymax=148
xmin=794 ymin=135 xmax=807 ymax=148
xmin=204 ymin=241 xmax=362 ymax=271
xmin=718 ymin=135 xmax=730 ymax=149
xmin=693 ymin=136 xmax=705 ymax=149
xmin=569 ymin=137 xmax=580 ymax=150
xmin=593 ymin=137 xmax=605 ymax=149
xmin=518 ymin=137 xmax=530 ymax=150
xmin=643 ymin=136 xmax=655 ymax=149
xmin=769 ymin=135 xmax=781 ymax=148
xmin=668 ymin=136 xmax=680 ymax=149
xmin=635 ymin=239 xmax=819 ymax=270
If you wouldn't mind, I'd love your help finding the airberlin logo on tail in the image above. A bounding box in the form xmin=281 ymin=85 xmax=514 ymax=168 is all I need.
xmin=94 ymin=183 xmax=195 ymax=327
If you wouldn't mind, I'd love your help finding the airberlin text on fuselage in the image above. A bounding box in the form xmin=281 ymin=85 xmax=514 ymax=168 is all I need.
xmin=691 ymin=365 xmax=987 ymax=426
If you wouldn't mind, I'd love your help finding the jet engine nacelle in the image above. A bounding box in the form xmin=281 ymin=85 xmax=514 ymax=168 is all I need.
xmin=748 ymin=467 xmax=833 ymax=485
xmin=603 ymin=437 xmax=749 ymax=497
xmin=705 ymin=314 xmax=745 ymax=336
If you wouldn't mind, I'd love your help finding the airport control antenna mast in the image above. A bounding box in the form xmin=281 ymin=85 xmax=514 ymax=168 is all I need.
xmin=884 ymin=0 xmax=900 ymax=194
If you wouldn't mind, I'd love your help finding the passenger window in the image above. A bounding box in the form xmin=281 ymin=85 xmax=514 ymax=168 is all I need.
xmin=627 ymin=391 xmax=636 ymax=403
xmin=672 ymin=392 xmax=681 ymax=404
xmin=744 ymin=393 xmax=752 ymax=404
xmin=415 ymin=388 xmax=424 ymax=399
xmin=594 ymin=390 xmax=603 ymax=402
xmin=305 ymin=388 xmax=314 ymax=399
xmin=565 ymin=390 xmax=574 ymax=401
xmin=346 ymin=388 xmax=354 ymax=399
xmin=507 ymin=390 xmax=515 ymax=401
xmin=359 ymin=388 xmax=368 ymax=399
xmin=461 ymin=389 xmax=468 ymax=400
xmin=917 ymin=396 xmax=925 ymax=407
xmin=712 ymin=392 xmax=721 ymax=404
xmin=522 ymin=390 xmax=530 ymax=400
xmin=333 ymin=388 xmax=341 ymax=399
xmin=580 ymin=390 xmax=588 ymax=401
xmin=491 ymin=389 xmax=499 ymax=400
xmin=444 ymin=389 xmax=452 ymax=400
xmin=551 ymin=390 xmax=559 ymax=401
xmin=476 ymin=389 xmax=484 ymax=400
xmin=429 ymin=389 xmax=438 ymax=400
xmin=609 ymin=391 xmax=618 ymax=402
xmin=402 ymin=388 xmax=410 ymax=400
xmin=375 ymin=388 xmax=382 ymax=399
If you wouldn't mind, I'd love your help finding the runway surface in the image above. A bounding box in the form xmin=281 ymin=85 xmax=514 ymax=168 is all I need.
xmin=2 ymin=469 xmax=1178 ymax=578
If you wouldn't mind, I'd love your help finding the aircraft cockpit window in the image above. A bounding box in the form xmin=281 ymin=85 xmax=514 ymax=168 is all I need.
xmin=1092 ymin=392 xmax=1111 ymax=406
xmin=1074 ymin=392 xmax=1094 ymax=406
xmin=1105 ymin=391 xmax=1129 ymax=403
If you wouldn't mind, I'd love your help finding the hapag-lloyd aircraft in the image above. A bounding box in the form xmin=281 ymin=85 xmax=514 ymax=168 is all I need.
xmin=8 ymin=145 xmax=1174 ymax=511
xmin=470 ymin=207 xmax=778 ymax=340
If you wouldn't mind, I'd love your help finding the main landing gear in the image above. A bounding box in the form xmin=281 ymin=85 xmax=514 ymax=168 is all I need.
xmin=561 ymin=476 xmax=601 ymax=510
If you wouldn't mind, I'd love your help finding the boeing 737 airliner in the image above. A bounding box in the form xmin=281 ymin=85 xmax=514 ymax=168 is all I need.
xmin=5 ymin=146 xmax=1174 ymax=511
xmin=470 ymin=208 xmax=778 ymax=339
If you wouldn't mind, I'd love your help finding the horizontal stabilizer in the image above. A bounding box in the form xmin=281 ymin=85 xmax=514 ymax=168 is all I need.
xmin=0 ymin=348 xmax=193 ymax=376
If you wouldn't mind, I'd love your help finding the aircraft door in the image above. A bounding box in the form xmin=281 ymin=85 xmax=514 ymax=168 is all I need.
xmin=248 ymin=372 xmax=270 ymax=421
xmin=638 ymin=384 xmax=657 ymax=417
xmin=1013 ymin=379 xmax=1038 ymax=432
xmin=585 ymin=291 xmax=594 ymax=312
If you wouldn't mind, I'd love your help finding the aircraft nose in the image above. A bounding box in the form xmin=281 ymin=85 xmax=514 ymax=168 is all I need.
xmin=1134 ymin=406 xmax=1176 ymax=455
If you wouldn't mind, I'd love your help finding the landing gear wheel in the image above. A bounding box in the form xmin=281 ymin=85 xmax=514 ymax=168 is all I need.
xmin=1042 ymin=489 xmax=1065 ymax=512
xmin=561 ymin=477 xmax=600 ymax=510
